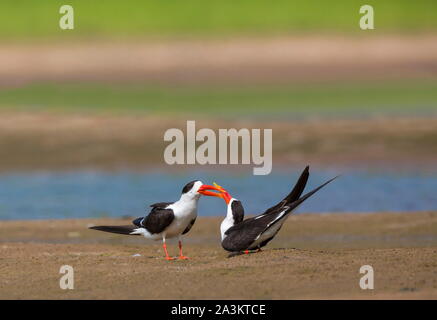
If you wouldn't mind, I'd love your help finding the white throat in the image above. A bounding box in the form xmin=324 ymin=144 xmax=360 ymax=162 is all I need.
xmin=220 ymin=199 xmax=236 ymax=240
xmin=179 ymin=191 xmax=201 ymax=203
xmin=171 ymin=192 xmax=200 ymax=217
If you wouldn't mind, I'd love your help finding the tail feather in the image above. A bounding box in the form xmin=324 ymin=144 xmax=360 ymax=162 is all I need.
xmin=283 ymin=165 xmax=310 ymax=204
xmin=287 ymin=175 xmax=339 ymax=212
xmin=263 ymin=166 xmax=310 ymax=215
xmin=89 ymin=225 xmax=140 ymax=236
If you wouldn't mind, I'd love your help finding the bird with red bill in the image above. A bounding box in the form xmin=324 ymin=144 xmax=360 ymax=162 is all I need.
xmin=90 ymin=180 xmax=212 ymax=260
xmin=198 ymin=166 xmax=338 ymax=255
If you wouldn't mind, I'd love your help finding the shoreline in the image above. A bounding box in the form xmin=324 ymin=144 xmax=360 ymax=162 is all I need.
xmin=2 ymin=211 xmax=435 ymax=240
xmin=0 ymin=210 xmax=431 ymax=222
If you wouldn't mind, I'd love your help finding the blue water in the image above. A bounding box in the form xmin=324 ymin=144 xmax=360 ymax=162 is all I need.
xmin=0 ymin=169 xmax=436 ymax=220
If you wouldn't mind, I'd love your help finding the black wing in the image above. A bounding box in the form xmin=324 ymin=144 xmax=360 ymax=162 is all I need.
xmin=150 ymin=202 xmax=174 ymax=208
xmin=262 ymin=166 xmax=309 ymax=216
xmin=182 ymin=218 xmax=196 ymax=235
xmin=143 ymin=207 xmax=175 ymax=234
xmin=281 ymin=174 xmax=339 ymax=215
xmin=132 ymin=202 xmax=175 ymax=234
xmin=222 ymin=210 xmax=286 ymax=252
xmin=132 ymin=202 xmax=174 ymax=227
xmin=223 ymin=174 xmax=339 ymax=252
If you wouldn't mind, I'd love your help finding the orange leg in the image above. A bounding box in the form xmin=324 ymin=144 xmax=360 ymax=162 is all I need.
xmin=178 ymin=240 xmax=189 ymax=260
xmin=163 ymin=242 xmax=175 ymax=260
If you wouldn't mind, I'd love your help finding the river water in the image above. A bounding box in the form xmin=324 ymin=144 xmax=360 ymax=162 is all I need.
xmin=0 ymin=169 xmax=436 ymax=220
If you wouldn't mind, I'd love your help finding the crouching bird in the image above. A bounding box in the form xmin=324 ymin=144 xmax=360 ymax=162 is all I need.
xmin=90 ymin=180 xmax=209 ymax=260
xmin=198 ymin=166 xmax=337 ymax=255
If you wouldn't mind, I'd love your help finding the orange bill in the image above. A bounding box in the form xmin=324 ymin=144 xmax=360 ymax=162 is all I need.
xmin=198 ymin=183 xmax=232 ymax=204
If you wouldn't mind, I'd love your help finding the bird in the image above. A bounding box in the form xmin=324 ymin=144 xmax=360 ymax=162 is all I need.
xmin=198 ymin=166 xmax=337 ymax=254
xmin=89 ymin=180 xmax=208 ymax=260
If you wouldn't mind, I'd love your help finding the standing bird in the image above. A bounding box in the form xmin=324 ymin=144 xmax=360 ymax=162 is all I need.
xmin=90 ymin=180 xmax=207 ymax=260
xmin=199 ymin=166 xmax=337 ymax=254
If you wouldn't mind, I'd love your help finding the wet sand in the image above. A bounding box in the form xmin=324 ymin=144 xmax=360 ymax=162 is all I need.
xmin=1 ymin=212 xmax=436 ymax=299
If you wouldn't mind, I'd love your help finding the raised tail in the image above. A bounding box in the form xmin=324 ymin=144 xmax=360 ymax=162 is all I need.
xmin=286 ymin=175 xmax=339 ymax=213
xmin=263 ymin=166 xmax=310 ymax=215
xmin=89 ymin=225 xmax=140 ymax=236
xmin=283 ymin=165 xmax=310 ymax=204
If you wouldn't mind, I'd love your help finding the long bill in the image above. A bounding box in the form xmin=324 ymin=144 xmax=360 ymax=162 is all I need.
xmin=198 ymin=184 xmax=232 ymax=204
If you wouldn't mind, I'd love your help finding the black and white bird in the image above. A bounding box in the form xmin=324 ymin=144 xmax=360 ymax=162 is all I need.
xmin=199 ymin=166 xmax=337 ymax=254
xmin=90 ymin=180 xmax=209 ymax=260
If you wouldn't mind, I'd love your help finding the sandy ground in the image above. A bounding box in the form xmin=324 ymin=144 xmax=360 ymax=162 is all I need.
xmin=0 ymin=112 xmax=437 ymax=171
xmin=1 ymin=212 xmax=436 ymax=299
xmin=1 ymin=35 xmax=437 ymax=86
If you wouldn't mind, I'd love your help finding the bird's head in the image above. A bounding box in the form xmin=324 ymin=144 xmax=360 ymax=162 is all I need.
xmin=181 ymin=180 xmax=206 ymax=200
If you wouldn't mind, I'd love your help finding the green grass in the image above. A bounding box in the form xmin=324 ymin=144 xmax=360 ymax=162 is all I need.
xmin=1 ymin=81 xmax=436 ymax=118
xmin=1 ymin=0 xmax=437 ymax=40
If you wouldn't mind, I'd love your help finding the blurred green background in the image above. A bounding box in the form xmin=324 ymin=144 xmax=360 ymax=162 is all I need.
xmin=1 ymin=81 xmax=437 ymax=117
xmin=1 ymin=0 xmax=437 ymax=39
xmin=0 ymin=1 xmax=436 ymax=117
